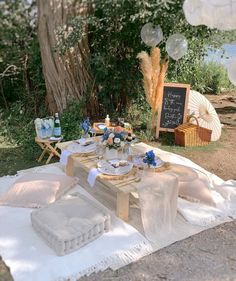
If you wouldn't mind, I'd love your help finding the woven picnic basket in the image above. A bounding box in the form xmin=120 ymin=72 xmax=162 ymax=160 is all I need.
xmin=174 ymin=116 xmax=212 ymax=147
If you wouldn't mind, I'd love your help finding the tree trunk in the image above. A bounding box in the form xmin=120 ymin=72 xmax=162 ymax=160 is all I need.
xmin=37 ymin=0 xmax=91 ymax=113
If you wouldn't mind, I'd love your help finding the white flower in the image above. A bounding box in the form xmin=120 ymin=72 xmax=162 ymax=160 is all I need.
xmin=120 ymin=141 xmax=125 ymax=147
xmin=109 ymin=133 xmax=115 ymax=138
xmin=114 ymin=138 xmax=121 ymax=144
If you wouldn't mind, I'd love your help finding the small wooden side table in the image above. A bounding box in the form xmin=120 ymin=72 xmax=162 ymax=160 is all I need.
xmin=93 ymin=122 xmax=132 ymax=135
xmin=35 ymin=137 xmax=62 ymax=164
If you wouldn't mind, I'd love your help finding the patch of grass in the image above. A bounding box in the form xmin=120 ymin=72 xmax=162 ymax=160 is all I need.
xmin=0 ymin=146 xmax=39 ymax=177
xmin=145 ymin=131 xmax=223 ymax=154
xmin=0 ymin=136 xmax=57 ymax=176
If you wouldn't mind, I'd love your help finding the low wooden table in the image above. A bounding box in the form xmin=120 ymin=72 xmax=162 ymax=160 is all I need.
xmin=57 ymin=141 xmax=179 ymax=224
xmin=35 ymin=137 xmax=62 ymax=164
xmin=57 ymin=141 xmax=138 ymax=221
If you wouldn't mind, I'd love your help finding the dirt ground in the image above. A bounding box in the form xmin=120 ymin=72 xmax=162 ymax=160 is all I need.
xmin=175 ymin=93 xmax=236 ymax=181
xmin=1 ymin=93 xmax=236 ymax=281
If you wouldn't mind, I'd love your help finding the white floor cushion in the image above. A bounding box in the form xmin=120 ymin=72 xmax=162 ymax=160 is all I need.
xmin=31 ymin=194 xmax=111 ymax=256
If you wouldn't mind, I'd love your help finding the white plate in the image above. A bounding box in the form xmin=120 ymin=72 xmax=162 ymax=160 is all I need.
xmin=97 ymin=124 xmax=106 ymax=130
xmin=67 ymin=142 xmax=96 ymax=154
xmin=97 ymin=160 xmax=133 ymax=176
xmin=153 ymin=158 xmax=165 ymax=168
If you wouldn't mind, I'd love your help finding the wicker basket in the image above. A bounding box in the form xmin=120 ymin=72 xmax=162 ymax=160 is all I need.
xmin=174 ymin=116 xmax=212 ymax=147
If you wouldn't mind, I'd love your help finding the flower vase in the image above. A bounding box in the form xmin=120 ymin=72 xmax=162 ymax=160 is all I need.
xmin=104 ymin=148 xmax=118 ymax=160
xmin=82 ymin=132 xmax=90 ymax=139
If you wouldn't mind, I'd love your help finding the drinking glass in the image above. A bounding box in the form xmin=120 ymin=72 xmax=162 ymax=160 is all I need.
xmin=96 ymin=141 xmax=105 ymax=160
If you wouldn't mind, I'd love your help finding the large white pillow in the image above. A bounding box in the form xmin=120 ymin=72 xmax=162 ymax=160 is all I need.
xmin=0 ymin=173 xmax=78 ymax=208
xmin=179 ymin=175 xmax=216 ymax=207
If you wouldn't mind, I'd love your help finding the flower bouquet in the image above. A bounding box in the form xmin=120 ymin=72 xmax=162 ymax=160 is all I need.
xmin=143 ymin=150 xmax=165 ymax=169
xmin=143 ymin=150 xmax=157 ymax=167
xmin=102 ymin=126 xmax=125 ymax=160
xmin=80 ymin=117 xmax=94 ymax=138
xmin=102 ymin=126 xmax=125 ymax=149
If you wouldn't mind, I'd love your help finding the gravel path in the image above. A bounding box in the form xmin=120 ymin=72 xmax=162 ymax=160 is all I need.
xmin=80 ymin=221 xmax=236 ymax=281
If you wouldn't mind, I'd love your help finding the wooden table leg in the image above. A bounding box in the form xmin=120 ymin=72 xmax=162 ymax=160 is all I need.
xmin=116 ymin=192 xmax=130 ymax=221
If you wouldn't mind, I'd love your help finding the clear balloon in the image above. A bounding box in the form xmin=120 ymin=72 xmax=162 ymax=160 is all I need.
xmin=141 ymin=23 xmax=163 ymax=47
xmin=166 ymin=34 xmax=188 ymax=60
xmin=227 ymin=58 xmax=236 ymax=86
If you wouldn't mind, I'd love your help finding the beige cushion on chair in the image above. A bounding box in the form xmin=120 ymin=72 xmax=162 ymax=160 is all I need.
xmin=0 ymin=173 xmax=78 ymax=208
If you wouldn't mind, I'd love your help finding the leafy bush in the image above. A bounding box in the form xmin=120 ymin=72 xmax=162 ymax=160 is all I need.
xmin=0 ymin=0 xmax=45 ymax=114
xmin=175 ymin=61 xmax=234 ymax=94
xmin=126 ymin=95 xmax=151 ymax=130
xmin=0 ymin=102 xmax=39 ymax=154
xmin=60 ymin=100 xmax=84 ymax=141
xmin=0 ymin=99 xmax=85 ymax=156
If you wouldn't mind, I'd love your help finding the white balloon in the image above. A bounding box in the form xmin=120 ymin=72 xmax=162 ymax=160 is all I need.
xmin=141 ymin=23 xmax=163 ymax=47
xmin=166 ymin=34 xmax=188 ymax=60
xmin=183 ymin=0 xmax=236 ymax=31
xmin=227 ymin=58 xmax=236 ymax=86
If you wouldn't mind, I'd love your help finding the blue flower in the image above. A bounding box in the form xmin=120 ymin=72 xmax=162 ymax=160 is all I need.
xmin=80 ymin=117 xmax=91 ymax=134
xmin=102 ymin=128 xmax=111 ymax=141
xmin=143 ymin=150 xmax=157 ymax=166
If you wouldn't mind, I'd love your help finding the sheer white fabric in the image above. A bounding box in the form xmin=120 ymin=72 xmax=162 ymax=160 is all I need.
xmin=136 ymin=172 xmax=179 ymax=243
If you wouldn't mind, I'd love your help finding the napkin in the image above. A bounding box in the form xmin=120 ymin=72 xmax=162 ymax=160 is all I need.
xmin=87 ymin=168 xmax=101 ymax=187
xmin=60 ymin=150 xmax=72 ymax=166
xmin=49 ymin=136 xmax=62 ymax=141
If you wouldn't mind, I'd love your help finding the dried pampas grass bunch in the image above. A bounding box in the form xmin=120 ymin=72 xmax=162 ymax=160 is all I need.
xmin=137 ymin=47 xmax=168 ymax=132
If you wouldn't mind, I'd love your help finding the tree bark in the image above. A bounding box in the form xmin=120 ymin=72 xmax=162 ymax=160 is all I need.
xmin=37 ymin=0 xmax=91 ymax=113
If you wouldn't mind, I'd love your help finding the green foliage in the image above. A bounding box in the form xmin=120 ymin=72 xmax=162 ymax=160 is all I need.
xmin=136 ymin=129 xmax=155 ymax=142
xmin=126 ymin=95 xmax=151 ymax=130
xmin=0 ymin=99 xmax=85 ymax=156
xmin=56 ymin=0 xmax=235 ymax=113
xmin=0 ymin=0 xmax=45 ymax=114
xmin=0 ymin=102 xmax=39 ymax=154
xmin=60 ymin=100 xmax=84 ymax=141
xmin=175 ymin=61 xmax=235 ymax=94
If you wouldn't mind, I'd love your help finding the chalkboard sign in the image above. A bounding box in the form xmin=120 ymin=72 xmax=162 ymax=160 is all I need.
xmin=156 ymin=83 xmax=190 ymax=138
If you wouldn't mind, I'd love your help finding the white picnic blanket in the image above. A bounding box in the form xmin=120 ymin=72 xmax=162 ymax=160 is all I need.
xmin=135 ymin=143 xmax=236 ymax=227
xmin=0 ymin=165 xmax=152 ymax=281
xmin=0 ymin=143 xmax=236 ymax=281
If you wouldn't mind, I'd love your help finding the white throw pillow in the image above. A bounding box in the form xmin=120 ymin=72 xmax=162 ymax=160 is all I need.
xmin=0 ymin=173 xmax=78 ymax=208
xmin=179 ymin=178 xmax=216 ymax=207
